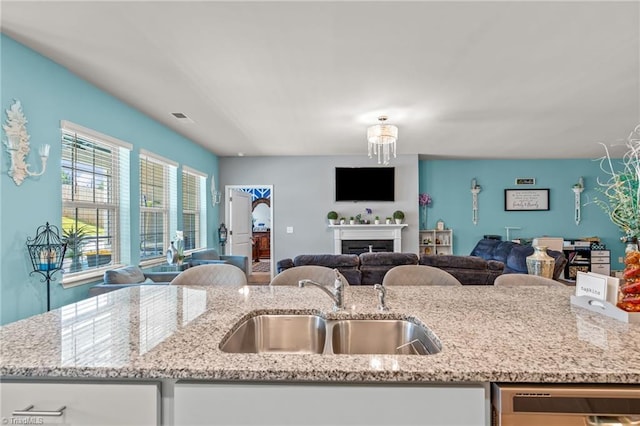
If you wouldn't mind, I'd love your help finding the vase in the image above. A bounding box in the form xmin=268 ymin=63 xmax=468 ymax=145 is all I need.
xmin=420 ymin=205 xmax=427 ymax=229
xmin=526 ymin=246 xmax=555 ymax=279
xmin=166 ymin=241 xmax=178 ymax=265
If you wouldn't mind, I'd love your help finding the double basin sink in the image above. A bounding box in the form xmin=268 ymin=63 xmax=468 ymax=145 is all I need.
xmin=220 ymin=313 xmax=441 ymax=356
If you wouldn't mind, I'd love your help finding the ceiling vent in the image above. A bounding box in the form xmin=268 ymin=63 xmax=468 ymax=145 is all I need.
xmin=171 ymin=112 xmax=194 ymax=124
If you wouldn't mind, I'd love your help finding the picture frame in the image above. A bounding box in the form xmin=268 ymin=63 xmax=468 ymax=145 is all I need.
xmin=504 ymin=188 xmax=550 ymax=211
xmin=515 ymin=177 xmax=535 ymax=185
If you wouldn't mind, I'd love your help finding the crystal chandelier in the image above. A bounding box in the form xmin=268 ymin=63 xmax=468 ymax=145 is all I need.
xmin=367 ymin=115 xmax=398 ymax=165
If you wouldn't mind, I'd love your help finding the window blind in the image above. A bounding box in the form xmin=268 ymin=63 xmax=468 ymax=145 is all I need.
xmin=61 ymin=122 xmax=131 ymax=283
xmin=182 ymin=167 xmax=206 ymax=251
xmin=139 ymin=151 xmax=176 ymax=260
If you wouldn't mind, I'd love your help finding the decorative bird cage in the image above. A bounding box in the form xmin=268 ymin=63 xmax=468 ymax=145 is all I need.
xmin=26 ymin=222 xmax=67 ymax=311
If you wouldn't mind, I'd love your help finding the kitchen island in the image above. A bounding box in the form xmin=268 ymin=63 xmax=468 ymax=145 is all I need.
xmin=1 ymin=284 xmax=639 ymax=425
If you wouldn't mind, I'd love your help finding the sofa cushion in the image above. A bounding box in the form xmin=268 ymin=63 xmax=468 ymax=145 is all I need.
xmin=504 ymin=244 xmax=534 ymax=274
xmin=470 ymin=239 xmax=515 ymax=264
xmin=422 ymin=255 xmax=490 ymax=270
xmin=294 ymin=254 xmax=359 ymax=269
xmin=191 ymin=249 xmax=221 ymax=261
xmin=103 ymin=266 xmax=146 ymax=284
xmin=359 ymin=252 xmax=418 ymax=266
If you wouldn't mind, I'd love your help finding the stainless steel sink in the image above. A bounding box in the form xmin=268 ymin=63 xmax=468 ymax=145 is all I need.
xmin=220 ymin=314 xmax=327 ymax=354
xmin=220 ymin=314 xmax=441 ymax=355
xmin=331 ymin=319 xmax=441 ymax=355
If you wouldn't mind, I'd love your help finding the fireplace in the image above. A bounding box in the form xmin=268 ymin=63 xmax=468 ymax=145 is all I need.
xmin=341 ymin=239 xmax=394 ymax=255
xmin=328 ymin=224 xmax=407 ymax=254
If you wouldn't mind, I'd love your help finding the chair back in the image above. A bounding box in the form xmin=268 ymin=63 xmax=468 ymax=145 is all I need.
xmin=494 ymin=274 xmax=565 ymax=287
xmin=170 ymin=264 xmax=247 ymax=286
xmin=382 ymin=265 xmax=462 ymax=286
xmin=270 ymin=265 xmax=348 ymax=286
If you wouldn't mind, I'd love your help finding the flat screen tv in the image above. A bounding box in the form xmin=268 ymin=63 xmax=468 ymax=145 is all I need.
xmin=335 ymin=167 xmax=395 ymax=202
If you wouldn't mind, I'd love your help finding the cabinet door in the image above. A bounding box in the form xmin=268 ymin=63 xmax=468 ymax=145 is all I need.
xmin=0 ymin=381 xmax=159 ymax=425
xmin=175 ymin=381 xmax=487 ymax=425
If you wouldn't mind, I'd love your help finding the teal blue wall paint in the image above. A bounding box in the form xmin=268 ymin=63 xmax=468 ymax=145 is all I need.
xmin=1 ymin=35 xmax=219 ymax=324
xmin=419 ymin=159 xmax=625 ymax=271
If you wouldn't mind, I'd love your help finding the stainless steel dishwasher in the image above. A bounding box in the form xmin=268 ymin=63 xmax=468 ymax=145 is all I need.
xmin=492 ymin=383 xmax=640 ymax=425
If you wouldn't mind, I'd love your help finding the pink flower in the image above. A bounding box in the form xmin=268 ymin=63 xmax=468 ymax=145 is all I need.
xmin=419 ymin=193 xmax=432 ymax=206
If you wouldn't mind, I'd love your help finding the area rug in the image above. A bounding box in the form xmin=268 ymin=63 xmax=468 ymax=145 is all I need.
xmin=252 ymin=261 xmax=270 ymax=273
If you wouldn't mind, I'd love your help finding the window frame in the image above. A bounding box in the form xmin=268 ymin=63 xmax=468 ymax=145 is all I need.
xmin=182 ymin=166 xmax=207 ymax=254
xmin=60 ymin=121 xmax=132 ymax=288
xmin=139 ymin=150 xmax=178 ymax=264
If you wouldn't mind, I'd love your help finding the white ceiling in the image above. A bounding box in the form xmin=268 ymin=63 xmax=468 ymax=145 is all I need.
xmin=2 ymin=1 xmax=639 ymax=159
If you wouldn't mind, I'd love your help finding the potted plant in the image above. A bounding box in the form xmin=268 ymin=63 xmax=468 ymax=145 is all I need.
xmin=63 ymin=226 xmax=88 ymax=272
xmin=327 ymin=211 xmax=338 ymax=225
xmin=339 ymin=217 xmax=346 ymax=225
xmin=349 ymin=216 xmax=355 ymax=225
xmin=374 ymin=215 xmax=380 ymax=225
xmin=393 ymin=210 xmax=405 ymax=224
xmin=385 ymin=217 xmax=392 ymax=224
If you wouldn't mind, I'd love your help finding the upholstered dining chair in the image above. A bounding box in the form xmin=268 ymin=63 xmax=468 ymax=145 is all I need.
xmin=494 ymin=274 xmax=566 ymax=287
xmin=170 ymin=264 xmax=247 ymax=286
xmin=269 ymin=265 xmax=348 ymax=286
xmin=382 ymin=265 xmax=462 ymax=286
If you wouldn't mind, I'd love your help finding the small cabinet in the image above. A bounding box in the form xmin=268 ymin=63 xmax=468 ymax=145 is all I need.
xmin=0 ymin=380 xmax=160 ymax=425
xmin=419 ymin=229 xmax=453 ymax=255
xmin=253 ymin=231 xmax=270 ymax=260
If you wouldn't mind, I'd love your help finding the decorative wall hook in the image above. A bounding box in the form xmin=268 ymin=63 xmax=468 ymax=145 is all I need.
xmin=211 ymin=174 xmax=221 ymax=206
xmin=572 ymin=177 xmax=584 ymax=225
xmin=2 ymin=100 xmax=50 ymax=185
xmin=470 ymin=178 xmax=481 ymax=225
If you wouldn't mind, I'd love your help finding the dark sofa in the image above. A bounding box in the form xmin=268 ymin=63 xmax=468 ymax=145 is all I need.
xmin=419 ymin=239 xmax=567 ymax=285
xmin=276 ymin=252 xmax=419 ymax=285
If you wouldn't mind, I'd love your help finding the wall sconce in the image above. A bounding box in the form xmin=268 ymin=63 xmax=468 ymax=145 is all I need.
xmin=470 ymin=178 xmax=481 ymax=225
xmin=572 ymin=177 xmax=584 ymax=225
xmin=2 ymin=100 xmax=50 ymax=186
xmin=211 ymin=175 xmax=221 ymax=206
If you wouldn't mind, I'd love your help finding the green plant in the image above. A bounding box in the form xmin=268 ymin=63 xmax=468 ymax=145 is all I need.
xmin=327 ymin=211 xmax=338 ymax=220
xmin=375 ymin=216 xmax=380 ymax=220
xmin=349 ymin=216 xmax=355 ymax=220
xmin=593 ymin=125 xmax=640 ymax=240
xmin=340 ymin=217 xmax=346 ymax=222
xmin=63 ymin=226 xmax=88 ymax=255
xmin=393 ymin=210 xmax=405 ymax=220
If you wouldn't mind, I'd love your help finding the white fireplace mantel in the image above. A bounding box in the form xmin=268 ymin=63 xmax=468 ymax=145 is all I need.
xmin=328 ymin=224 xmax=408 ymax=254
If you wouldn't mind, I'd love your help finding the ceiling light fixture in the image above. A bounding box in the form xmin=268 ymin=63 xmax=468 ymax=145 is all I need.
xmin=367 ymin=115 xmax=398 ymax=165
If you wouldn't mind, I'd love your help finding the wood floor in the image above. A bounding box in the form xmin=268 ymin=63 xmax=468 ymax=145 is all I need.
xmin=248 ymin=260 xmax=271 ymax=284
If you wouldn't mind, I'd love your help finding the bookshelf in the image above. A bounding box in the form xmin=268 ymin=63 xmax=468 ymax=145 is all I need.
xmin=419 ymin=229 xmax=453 ymax=255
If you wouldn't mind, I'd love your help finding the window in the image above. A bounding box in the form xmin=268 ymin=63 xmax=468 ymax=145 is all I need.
xmin=139 ymin=150 xmax=177 ymax=261
xmin=61 ymin=121 xmax=131 ymax=284
xmin=182 ymin=167 xmax=207 ymax=252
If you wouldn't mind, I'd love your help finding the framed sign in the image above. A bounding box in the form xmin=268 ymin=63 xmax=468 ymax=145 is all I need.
xmin=504 ymin=188 xmax=550 ymax=211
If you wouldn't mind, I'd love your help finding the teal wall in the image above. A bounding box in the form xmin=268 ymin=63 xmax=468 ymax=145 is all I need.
xmin=1 ymin=35 xmax=219 ymax=324
xmin=419 ymin=159 xmax=626 ymax=270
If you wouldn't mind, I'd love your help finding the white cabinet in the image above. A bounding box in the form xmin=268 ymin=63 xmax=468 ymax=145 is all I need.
xmin=591 ymin=250 xmax=611 ymax=276
xmin=419 ymin=229 xmax=453 ymax=255
xmin=174 ymin=381 xmax=488 ymax=425
xmin=0 ymin=381 xmax=160 ymax=425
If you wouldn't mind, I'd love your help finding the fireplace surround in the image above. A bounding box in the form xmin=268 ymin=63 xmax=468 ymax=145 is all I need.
xmin=329 ymin=224 xmax=407 ymax=254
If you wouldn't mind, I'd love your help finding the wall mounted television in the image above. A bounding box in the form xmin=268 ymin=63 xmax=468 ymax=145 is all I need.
xmin=335 ymin=167 xmax=395 ymax=202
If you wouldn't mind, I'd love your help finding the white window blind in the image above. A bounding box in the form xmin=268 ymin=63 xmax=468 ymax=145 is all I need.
xmin=182 ymin=167 xmax=206 ymax=251
xmin=139 ymin=150 xmax=177 ymax=261
xmin=61 ymin=122 xmax=131 ymax=284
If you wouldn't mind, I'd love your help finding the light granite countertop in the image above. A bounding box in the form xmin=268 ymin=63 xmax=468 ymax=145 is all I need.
xmin=1 ymin=285 xmax=639 ymax=383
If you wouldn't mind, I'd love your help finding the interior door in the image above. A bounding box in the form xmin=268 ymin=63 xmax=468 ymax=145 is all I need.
xmin=228 ymin=189 xmax=252 ymax=272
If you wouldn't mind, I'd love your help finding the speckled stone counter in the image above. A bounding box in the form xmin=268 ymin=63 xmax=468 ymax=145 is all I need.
xmin=1 ymin=285 xmax=639 ymax=383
